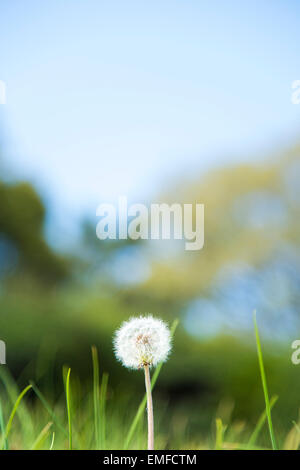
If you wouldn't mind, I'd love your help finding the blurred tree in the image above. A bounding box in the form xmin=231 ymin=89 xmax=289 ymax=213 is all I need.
xmin=135 ymin=147 xmax=300 ymax=304
xmin=0 ymin=181 xmax=69 ymax=283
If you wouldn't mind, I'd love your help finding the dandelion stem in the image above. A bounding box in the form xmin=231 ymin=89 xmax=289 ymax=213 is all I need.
xmin=144 ymin=364 xmax=154 ymax=450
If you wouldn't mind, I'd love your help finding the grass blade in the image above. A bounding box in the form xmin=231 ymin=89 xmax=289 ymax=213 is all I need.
xmin=123 ymin=318 xmax=179 ymax=450
xmin=253 ymin=311 xmax=277 ymax=450
xmin=30 ymin=380 xmax=68 ymax=437
xmin=64 ymin=368 xmax=72 ymax=450
xmin=0 ymin=398 xmax=8 ymax=450
xmin=100 ymin=372 xmax=108 ymax=449
xmin=247 ymin=395 xmax=278 ymax=447
xmin=30 ymin=422 xmax=53 ymax=450
xmin=91 ymin=346 xmax=100 ymax=449
xmin=215 ymin=418 xmax=226 ymax=450
xmin=1 ymin=384 xmax=32 ymax=449
xmin=292 ymin=421 xmax=300 ymax=435
xmin=0 ymin=368 xmax=33 ymax=438
xmin=49 ymin=431 xmax=55 ymax=450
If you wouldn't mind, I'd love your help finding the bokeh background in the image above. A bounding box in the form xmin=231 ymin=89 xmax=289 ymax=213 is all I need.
xmin=1 ymin=0 xmax=300 ymax=448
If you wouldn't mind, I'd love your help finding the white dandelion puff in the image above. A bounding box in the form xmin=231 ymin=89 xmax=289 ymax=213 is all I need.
xmin=113 ymin=315 xmax=171 ymax=369
xmin=113 ymin=314 xmax=173 ymax=450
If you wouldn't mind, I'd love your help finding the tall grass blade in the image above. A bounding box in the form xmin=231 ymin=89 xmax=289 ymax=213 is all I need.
xmin=253 ymin=311 xmax=277 ymax=450
xmin=64 ymin=368 xmax=72 ymax=450
xmin=100 ymin=372 xmax=108 ymax=450
xmin=124 ymin=318 xmax=179 ymax=450
xmin=91 ymin=346 xmax=100 ymax=449
xmin=1 ymin=384 xmax=32 ymax=449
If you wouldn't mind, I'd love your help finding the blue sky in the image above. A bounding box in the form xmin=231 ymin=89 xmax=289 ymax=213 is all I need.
xmin=0 ymin=0 xmax=300 ymax=240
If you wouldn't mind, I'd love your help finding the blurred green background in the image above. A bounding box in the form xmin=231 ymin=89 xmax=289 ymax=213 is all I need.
xmin=1 ymin=0 xmax=300 ymax=449
xmin=1 ymin=144 xmax=300 ymax=447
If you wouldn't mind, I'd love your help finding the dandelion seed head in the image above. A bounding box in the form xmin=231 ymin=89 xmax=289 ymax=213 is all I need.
xmin=113 ymin=315 xmax=172 ymax=369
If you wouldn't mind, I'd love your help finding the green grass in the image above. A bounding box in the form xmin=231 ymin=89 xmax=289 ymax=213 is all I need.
xmin=91 ymin=345 xmax=108 ymax=449
xmin=1 ymin=384 xmax=32 ymax=449
xmin=64 ymin=368 xmax=72 ymax=450
xmin=215 ymin=418 xmax=226 ymax=450
xmin=0 ymin=315 xmax=296 ymax=450
xmin=253 ymin=311 xmax=277 ymax=450
xmin=247 ymin=395 xmax=278 ymax=448
xmin=30 ymin=421 xmax=53 ymax=450
xmin=0 ymin=399 xmax=7 ymax=450
xmin=91 ymin=345 xmax=100 ymax=449
xmin=30 ymin=380 xmax=67 ymax=437
xmin=99 ymin=372 xmax=108 ymax=449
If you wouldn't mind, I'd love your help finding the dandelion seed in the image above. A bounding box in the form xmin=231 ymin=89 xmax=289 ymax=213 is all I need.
xmin=113 ymin=315 xmax=172 ymax=450
xmin=114 ymin=315 xmax=171 ymax=369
